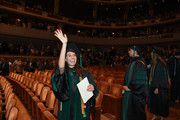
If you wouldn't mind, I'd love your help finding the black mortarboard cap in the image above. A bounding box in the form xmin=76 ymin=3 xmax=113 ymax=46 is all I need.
xmin=130 ymin=45 xmax=142 ymax=54
xmin=67 ymin=43 xmax=81 ymax=58
xmin=152 ymin=46 xmax=164 ymax=56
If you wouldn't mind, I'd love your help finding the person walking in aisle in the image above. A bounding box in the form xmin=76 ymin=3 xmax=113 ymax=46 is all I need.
xmin=123 ymin=45 xmax=148 ymax=120
xmin=149 ymin=46 xmax=169 ymax=120
xmin=51 ymin=29 xmax=99 ymax=120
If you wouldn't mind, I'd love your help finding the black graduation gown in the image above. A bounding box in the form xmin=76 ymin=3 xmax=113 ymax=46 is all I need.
xmin=123 ymin=57 xmax=148 ymax=120
xmin=149 ymin=60 xmax=169 ymax=117
xmin=167 ymin=56 xmax=180 ymax=102
xmin=52 ymin=66 xmax=99 ymax=120
xmin=1 ymin=62 xmax=9 ymax=76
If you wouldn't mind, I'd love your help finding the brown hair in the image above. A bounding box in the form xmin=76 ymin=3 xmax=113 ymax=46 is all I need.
xmin=75 ymin=63 xmax=86 ymax=77
xmin=151 ymin=53 xmax=166 ymax=67
xmin=149 ymin=53 xmax=167 ymax=82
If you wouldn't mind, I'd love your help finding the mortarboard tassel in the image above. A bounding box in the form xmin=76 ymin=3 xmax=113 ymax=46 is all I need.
xmin=80 ymin=54 xmax=82 ymax=67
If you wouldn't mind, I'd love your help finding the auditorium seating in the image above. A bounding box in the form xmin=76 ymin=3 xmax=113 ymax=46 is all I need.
xmin=36 ymin=90 xmax=56 ymax=120
xmin=102 ymin=84 xmax=123 ymax=120
xmin=105 ymin=77 xmax=115 ymax=85
xmin=22 ymin=79 xmax=33 ymax=103
xmin=27 ymin=83 xmax=44 ymax=109
xmin=0 ymin=76 xmax=18 ymax=120
xmin=0 ymin=88 xmax=13 ymax=105
xmin=7 ymin=107 xmax=18 ymax=120
xmin=19 ymin=77 xmax=33 ymax=101
xmin=3 ymin=66 xmax=127 ymax=120
xmin=96 ymin=76 xmax=105 ymax=82
xmin=0 ymin=92 xmax=15 ymax=108
xmin=92 ymin=91 xmax=103 ymax=120
xmin=24 ymin=80 xmax=39 ymax=104
xmin=97 ymin=81 xmax=110 ymax=94
xmin=31 ymin=86 xmax=51 ymax=117
xmin=0 ymin=98 xmax=16 ymax=119
xmin=42 ymin=99 xmax=58 ymax=120
xmin=92 ymin=73 xmax=98 ymax=80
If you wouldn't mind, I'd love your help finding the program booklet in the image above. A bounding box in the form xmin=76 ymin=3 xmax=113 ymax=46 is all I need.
xmin=77 ymin=77 xmax=93 ymax=103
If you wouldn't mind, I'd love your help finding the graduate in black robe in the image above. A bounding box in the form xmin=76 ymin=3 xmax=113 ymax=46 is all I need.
xmin=122 ymin=45 xmax=148 ymax=120
xmin=167 ymin=48 xmax=180 ymax=104
xmin=51 ymin=29 xmax=99 ymax=120
xmin=0 ymin=58 xmax=9 ymax=76
xmin=149 ymin=46 xmax=169 ymax=120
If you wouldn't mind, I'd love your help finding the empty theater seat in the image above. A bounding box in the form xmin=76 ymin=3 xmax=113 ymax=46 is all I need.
xmin=42 ymin=99 xmax=58 ymax=120
xmin=31 ymin=86 xmax=51 ymax=117
xmin=92 ymin=91 xmax=103 ymax=120
xmin=36 ymin=90 xmax=56 ymax=120
xmin=102 ymin=84 xmax=123 ymax=120
xmin=97 ymin=81 xmax=110 ymax=94
xmin=27 ymin=83 xmax=44 ymax=109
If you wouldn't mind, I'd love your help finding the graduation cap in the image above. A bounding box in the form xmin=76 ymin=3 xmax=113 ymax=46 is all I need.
xmin=130 ymin=45 xmax=142 ymax=54
xmin=67 ymin=43 xmax=81 ymax=58
xmin=152 ymin=46 xmax=164 ymax=56
xmin=66 ymin=43 xmax=82 ymax=67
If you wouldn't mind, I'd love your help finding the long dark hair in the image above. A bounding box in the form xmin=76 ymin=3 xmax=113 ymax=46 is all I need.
xmin=149 ymin=52 xmax=167 ymax=82
xmin=75 ymin=63 xmax=86 ymax=76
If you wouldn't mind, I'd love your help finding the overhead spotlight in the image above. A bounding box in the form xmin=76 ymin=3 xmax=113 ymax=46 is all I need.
xmin=112 ymin=32 xmax=115 ymax=35
xmin=78 ymin=30 xmax=80 ymax=33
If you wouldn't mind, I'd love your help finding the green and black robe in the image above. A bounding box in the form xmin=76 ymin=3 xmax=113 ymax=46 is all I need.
xmin=52 ymin=66 xmax=99 ymax=120
xmin=123 ymin=56 xmax=148 ymax=120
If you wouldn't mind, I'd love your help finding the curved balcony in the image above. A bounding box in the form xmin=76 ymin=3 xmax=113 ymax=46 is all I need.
xmin=0 ymin=1 xmax=180 ymax=29
xmin=81 ymin=0 xmax=145 ymax=4
xmin=0 ymin=23 xmax=179 ymax=45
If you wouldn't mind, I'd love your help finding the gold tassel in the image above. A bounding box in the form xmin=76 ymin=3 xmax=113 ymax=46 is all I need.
xmin=81 ymin=98 xmax=84 ymax=114
xmin=60 ymin=102 xmax=62 ymax=111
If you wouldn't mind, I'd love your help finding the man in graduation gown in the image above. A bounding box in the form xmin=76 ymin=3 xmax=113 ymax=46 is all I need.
xmin=122 ymin=45 xmax=148 ymax=120
xmin=51 ymin=29 xmax=99 ymax=120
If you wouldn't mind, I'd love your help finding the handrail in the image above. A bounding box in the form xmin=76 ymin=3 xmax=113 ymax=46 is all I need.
xmin=0 ymin=54 xmax=57 ymax=59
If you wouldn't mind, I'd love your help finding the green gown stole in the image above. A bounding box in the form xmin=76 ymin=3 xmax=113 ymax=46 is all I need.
xmin=122 ymin=59 xmax=136 ymax=120
xmin=60 ymin=67 xmax=83 ymax=120
xmin=122 ymin=57 xmax=148 ymax=120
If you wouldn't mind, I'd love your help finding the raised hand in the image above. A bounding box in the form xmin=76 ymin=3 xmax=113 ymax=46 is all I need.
xmin=54 ymin=29 xmax=68 ymax=44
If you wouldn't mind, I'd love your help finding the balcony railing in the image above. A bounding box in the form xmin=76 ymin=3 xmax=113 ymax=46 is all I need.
xmin=0 ymin=1 xmax=179 ymax=29
xmin=0 ymin=23 xmax=179 ymax=45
